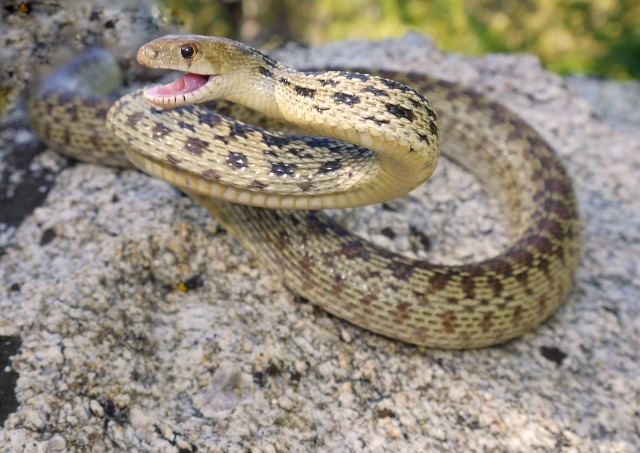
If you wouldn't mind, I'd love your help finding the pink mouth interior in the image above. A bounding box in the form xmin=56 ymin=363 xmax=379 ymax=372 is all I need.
xmin=145 ymin=73 xmax=210 ymax=97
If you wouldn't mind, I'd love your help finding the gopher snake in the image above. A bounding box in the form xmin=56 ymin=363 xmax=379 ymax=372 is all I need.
xmin=29 ymin=35 xmax=580 ymax=349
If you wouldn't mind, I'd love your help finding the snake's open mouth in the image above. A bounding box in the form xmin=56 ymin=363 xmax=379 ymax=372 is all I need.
xmin=144 ymin=72 xmax=217 ymax=107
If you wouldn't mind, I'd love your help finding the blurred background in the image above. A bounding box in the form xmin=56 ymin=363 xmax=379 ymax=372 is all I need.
xmin=162 ymin=0 xmax=640 ymax=80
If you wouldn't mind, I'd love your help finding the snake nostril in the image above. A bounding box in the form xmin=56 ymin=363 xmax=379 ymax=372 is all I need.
xmin=138 ymin=46 xmax=158 ymax=63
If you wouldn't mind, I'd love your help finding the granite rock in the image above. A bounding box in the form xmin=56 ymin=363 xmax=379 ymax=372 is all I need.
xmin=1 ymin=8 xmax=639 ymax=453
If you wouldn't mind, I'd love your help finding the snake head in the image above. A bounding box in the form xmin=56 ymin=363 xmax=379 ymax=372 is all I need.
xmin=137 ymin=34 xmax=263 ymax=108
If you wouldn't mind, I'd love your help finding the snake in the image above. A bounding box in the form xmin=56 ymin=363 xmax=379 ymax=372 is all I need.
xmin=28 ymin=35 xmax=580 ymax=349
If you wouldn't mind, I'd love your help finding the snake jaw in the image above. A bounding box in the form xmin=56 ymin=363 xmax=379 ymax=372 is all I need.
xmin=144 ymin=72 xmax=219 ymax=107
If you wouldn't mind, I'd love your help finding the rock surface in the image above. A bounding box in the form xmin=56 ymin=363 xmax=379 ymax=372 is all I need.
xmin=1 ymin=8 xmax=639 ymax=453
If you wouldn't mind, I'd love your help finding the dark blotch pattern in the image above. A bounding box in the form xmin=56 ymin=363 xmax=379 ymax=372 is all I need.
xmin=305 ymin=213 xmax=328 ymax=237
xmin=428 ymin=273 xmax=451 ymax=292
xmin=417 ymin=132 xmax=432 ymax=144
xmin=259 ymin=66 xmax=273 ymax=78
xmin=318 ymin=78 xmax=338 ymax=87
xmin=395 ymin=301 xmax=411 ymax=322
xmin=488 ymin=258 xmax=513 ymax=278
xmin=385 ymin=103 xmax=415 ymax=121
xmin=229 ymin=122 xmax=255 ymax=138
xmin=202 ymin=169 xmax=220 ymax=180
xmin=176 ymin=105 xmax=196 ymax=115
xmin=442 ymin=311 xmax=457 ymax=333
xmin=461 ymin=277 xmax=476 ymax=299
xmin=57 ymin=92 xmax=75 ymax=105
xmin=487 ymin=276 xmax=504 ymax=297
xmin=166 ymin=154 xmax=181 ymax=165
xmin=94 ymin=107 xmax=109 ymax=119
xmin=126 ymin=111 xmax=144 ymax=128
xmin=113 ymin=98 xmax=129 ymax=114
xmin=480 ymin=313 xmax=493 ymax=332
xmin=542 ymin=219 xmax=565 ymax=240
xmin=334 ymin=92 xmax=361 ymax=107
xmin=316 ymin=159 xmax=342 ymax=174
xmin=381 ymin=78 xmax=411 ymax=92
xmin=370 ymin=117 xmax=390 ymax=126
xmin=340 ymin=72 xmax=369 ymax=82
xmin=260 ymin=54 xmax=279 ymax=68
xmin=270 ymin=161 xmax=297 ymax=177
xmin=82 ymin=96 xmax=104 ymax=108
xmin=295 ymin=86 xmax=316 ymax=98
xmin=152 ymin=123 xmax=172 ymax=140
xmin=512 ymin=306 xmax=523 ymax=324
xmin=249 ymin=180 xmax=269 ymax=189
xmin=361 ymin=294 xmax=376 ymax=306
xmin=287 ymin=148 xmax=314 ymax=159
xmin=184 ymin=137 xmax=209 ymax=155
xmin=214 ymin=134 xmax=229 ymax=144
xmin=89 ymin=133 xmax=102 ymax=150
xmin=298 ymin=181 xmax=313 ymax=191
xmin=362 ymin=85 xmax=388 ymax=97
xmin=178 ymin=120 xmax=196 ymax=132
xmin=332 ymin=273 xmax=346 ymax=295
xmin=198 ymin=113 xmax=222 ymax=128
xmin=263 ymin=134 xmax=290 ymax=148
xmin=427 ymin=119 xmax=437 ymax=135
xmin=389 ymin=261 xmax=414 ymax=280
xmin=65 ymin=104 xmax=79 ymax=121
xmin=342 ymin=242 xmax=371 ymax=261
xmin=226 ymin=151 xmax=248 ymax=169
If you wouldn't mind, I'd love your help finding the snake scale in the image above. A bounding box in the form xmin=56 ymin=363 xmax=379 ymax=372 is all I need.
xmin=29 ymin=35 xmax=580 ymax=349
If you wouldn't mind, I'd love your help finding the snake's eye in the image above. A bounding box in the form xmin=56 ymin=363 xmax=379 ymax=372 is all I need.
xmin=181 ymin=43 xmax=197 ymax=59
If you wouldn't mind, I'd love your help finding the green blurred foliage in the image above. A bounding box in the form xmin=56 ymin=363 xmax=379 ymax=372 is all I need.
xmin=162 ymin=0 xmax=640 ymax=79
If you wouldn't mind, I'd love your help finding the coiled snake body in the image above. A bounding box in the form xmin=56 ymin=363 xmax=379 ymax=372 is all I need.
xmin=29 ymin=35 xmax=580 ymax=349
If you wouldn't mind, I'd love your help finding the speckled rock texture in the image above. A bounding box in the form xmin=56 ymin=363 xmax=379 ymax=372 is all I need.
xmin=1 ymin=8 xmax=639 ymax=453
xmin=0 ymin=0 xmax=171 ymax=105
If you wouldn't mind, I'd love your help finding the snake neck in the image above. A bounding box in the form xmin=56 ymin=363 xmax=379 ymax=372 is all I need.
xmin=218 ymin=57 xmax=290 ymax=122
